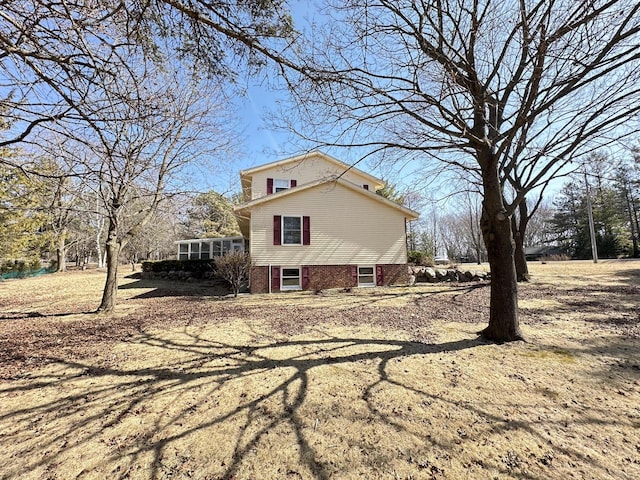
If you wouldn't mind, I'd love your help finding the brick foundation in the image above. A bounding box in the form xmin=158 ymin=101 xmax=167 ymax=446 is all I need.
xmin=250 ymin=263 xmax=409 ymax=293
xmin=250 ymin=266 xmax=270 ymax=293
xmin=379 ymin=263 xmax=410 ymax=286
xmin=306 ymin=265 xmax=354 ymax=291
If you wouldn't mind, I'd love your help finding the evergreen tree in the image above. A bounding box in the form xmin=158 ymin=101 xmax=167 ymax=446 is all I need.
xmin=550 ymin=171 xmax=629 ymax=259
xmin=613 ymin=154 xmax=640 ymax=257
xmin=0 ymin=163 xmax=48 ymax=261
xmin=183 ymin=191 xmax=241 ymax=238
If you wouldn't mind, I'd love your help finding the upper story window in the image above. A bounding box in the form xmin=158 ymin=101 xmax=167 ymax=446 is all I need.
xmin=275 ymin=179 xmax=291 ymax=192
xmin=267 ymin=178 xmax=297 ymax=194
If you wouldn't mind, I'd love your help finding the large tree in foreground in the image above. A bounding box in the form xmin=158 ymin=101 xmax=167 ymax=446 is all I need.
xmin=278 ymin=0 xmax=640 ymax=341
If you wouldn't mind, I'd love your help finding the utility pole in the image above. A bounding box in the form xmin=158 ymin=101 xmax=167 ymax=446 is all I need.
xmin=622 ymin=177 xmax=639 ymax=257
xmin=584 ymin=171 xmax=598 ymax=263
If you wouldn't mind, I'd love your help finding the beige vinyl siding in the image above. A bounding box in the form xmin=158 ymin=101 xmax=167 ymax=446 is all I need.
xmin=249 ymin=157 xmax=378 ymax=199
xmin=250 ymin=182 xmax=408 ymax=266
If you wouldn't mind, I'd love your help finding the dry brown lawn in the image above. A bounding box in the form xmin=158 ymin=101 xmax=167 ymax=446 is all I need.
xmin=0 ymin=260 xmax=639 ymax=480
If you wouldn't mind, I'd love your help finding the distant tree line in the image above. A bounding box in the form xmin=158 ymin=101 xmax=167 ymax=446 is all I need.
xmin=0 ymin=155 xmax=241 ymax=270
xmin=549 ymin=152 xmax=640 ymax=259
xmin=405 ymin=149 xmax=640 ymax=264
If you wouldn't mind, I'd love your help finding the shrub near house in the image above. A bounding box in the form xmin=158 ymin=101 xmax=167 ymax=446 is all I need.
xmin=141 ymin=259 xmax=217 ymax=279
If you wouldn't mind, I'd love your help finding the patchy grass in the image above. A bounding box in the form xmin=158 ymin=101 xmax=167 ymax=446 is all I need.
xmin=1 ymin=261 xmax=639 ymax=479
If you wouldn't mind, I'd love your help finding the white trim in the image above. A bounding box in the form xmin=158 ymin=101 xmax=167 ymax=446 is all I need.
xmin=281 ymin=266 xmax=302 ymax=291
xmin=239 ymin=151 xmax=385 ymax=188
xmin=357 ymin=265 xmax=376 ymax=287
xmin=234 ymin=177 xmax=419 ymax=221
xmin=174 ymin=236 xmax=244 ymax=244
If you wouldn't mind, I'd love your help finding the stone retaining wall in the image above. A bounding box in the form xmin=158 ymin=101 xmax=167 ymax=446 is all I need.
xmin=409 ymin=266 xmax=490 ymax=284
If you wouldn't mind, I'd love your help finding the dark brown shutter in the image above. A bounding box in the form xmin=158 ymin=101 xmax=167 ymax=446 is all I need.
xmin=302 ymin=266 xmax=310 ymax=289
xmin=267 ymin=177 xmax=274 ymax=194
xmin=291 ymin=179 xmax=297 ymax=187
xmin=271 ymin=266 xmax=280 ymax=291
xmin=363 ymin=184 xmax=369 ymax=190
xmin=273 ymin=215 xmax=281 ymax=245
xmin=376 ymin=265 xmax=384 ymax=286
xmin=351 ymin=265 xmax=358 ymax=285
xmin=302 ymin=216 xmax=310 ymax=245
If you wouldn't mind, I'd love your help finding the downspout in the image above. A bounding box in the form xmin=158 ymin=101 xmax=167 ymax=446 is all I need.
xmin=268 ymin=264 xmax=272 ymax=294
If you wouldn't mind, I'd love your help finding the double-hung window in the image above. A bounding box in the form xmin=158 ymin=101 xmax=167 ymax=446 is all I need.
xmin=274 ymin=215 xmax=310 ymax=245
xmin=267 ymin=178 xmax=297 ymax=194
xmin=282 ymin=216 xmax=302 ymax=245
xmin=274 ymin=179 xmax=291 ymax=192
xmin=358 ymin=266 xmax=375 ymax=287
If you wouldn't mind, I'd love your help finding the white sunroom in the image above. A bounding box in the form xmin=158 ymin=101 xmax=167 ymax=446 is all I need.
xmin=176 ymin=237 xmax=246 ymax=260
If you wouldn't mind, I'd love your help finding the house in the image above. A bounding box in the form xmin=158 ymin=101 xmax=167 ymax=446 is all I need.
xmin=233 ymin=151 xmax=419 ymax=293
xmin=524 ymin=245 xmax=563 ymax=261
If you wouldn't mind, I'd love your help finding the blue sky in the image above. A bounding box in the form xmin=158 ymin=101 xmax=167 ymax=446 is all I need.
xmin=214 ymin=1 xmax=366 ymax=193
xmin=231 ymin=0 xmax=322 ymax=167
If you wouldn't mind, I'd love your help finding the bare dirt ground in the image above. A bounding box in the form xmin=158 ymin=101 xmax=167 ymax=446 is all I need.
xmin=0 ymin=260 xmax=639 ymax=479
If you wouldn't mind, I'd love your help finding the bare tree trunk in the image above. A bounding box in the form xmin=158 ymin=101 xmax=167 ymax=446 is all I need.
xmin=480 ymin=158 xmax=523 ymax=343
xmin=623 ymin=187 xmax=639 ymax=257
xmin=512 ymin=231 xmax=528 ymax=280
xmin=95 ymin=193 xmax=105 ymax=268
xmin=97 ymin=220 xmax=120 ymax=312
xmin=96 ymin=224 xmax=104 ymax=268
xmin=468 ymin=198 xmax=483 ymax=265
xmin=633 ymin=204 xmax=640 ymax=258
xmin=55 ymin=228 xmax=67 ymax=272
xmin=512 ymin=202 xmax=530 ymax=282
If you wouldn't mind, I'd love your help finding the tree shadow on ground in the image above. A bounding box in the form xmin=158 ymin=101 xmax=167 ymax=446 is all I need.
xmin=0 ymin=310 xmax=95 ymax=321
xmin=519 ymin=281 xmax=640 ymax=339
xmin=0 ymin=329 xmax=629 ymax=480
xmin=611 ymin=267 xmax=640 ymax=285
xmin=118 ymin=275 xmax=232 ymax=299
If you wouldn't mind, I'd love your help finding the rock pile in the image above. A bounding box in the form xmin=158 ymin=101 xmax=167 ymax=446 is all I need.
xmin=409 ymin=266 xmax=490 ymax=284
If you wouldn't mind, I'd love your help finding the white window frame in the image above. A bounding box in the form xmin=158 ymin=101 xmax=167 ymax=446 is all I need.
xmin=200 ymin=241 xmax=211 ymax=259
xmin=274 ymin=178 xmax=291 ymax=193
xmin=358 ymin=265 xmax=376 ymax=287
xmin=282 ymin=215 xmax=302 ymax=245
xmin=176 ymin=237 xmax=245 ymax=259
xmin=281 ymin=266 xmax=301 ymax=291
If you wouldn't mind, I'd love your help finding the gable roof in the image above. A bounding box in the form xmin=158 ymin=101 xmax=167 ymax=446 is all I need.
xmin=239 ymin=150 xmax=385 ymax=190
xmin=234 ymin=176 xmax=419 ymax=220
